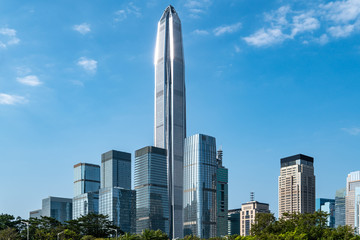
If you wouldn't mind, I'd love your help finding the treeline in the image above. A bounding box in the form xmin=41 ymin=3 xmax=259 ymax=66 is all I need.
xmin=0 ymin=211 xmax=359 ymax=239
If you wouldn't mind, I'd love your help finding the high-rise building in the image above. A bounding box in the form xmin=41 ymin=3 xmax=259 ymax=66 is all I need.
xmin=99 ymin=187 xmax=136 ymax=233
xmin=154 ymin=5 xmax=186 ymax=238
xmin=278 ymin=154 xmax=315 ymax=218
xmin=183 ymin=134 xmax=217 ymax=239
xmin=73 ymin=163 xmax=100 ymax=196
xmin=29 ymin=209 xmax=42 ymax=219
xmin=316 ymin=198 xmax=335 ymax=228
xmin=335 ymin=188 xmax=346 ymax=227
xmin=228 ymin=208 xmax=241 ymax=235
xmin=345 ymin=171 xmax=360 ymax=233
xmin=73 ymin=163 xmax=100 ymax=219
xmin=101 ymin=150 xmax=131 ymax=189
xmin=41 ymin=196 xmax=72 ymax=223
xmin=134 ymin=146 xmax=169 ymax=234
xmin=240 ymin=201 xmax=270 ymax=236
xmin=216 ymin=149 xmax=228 ymax=236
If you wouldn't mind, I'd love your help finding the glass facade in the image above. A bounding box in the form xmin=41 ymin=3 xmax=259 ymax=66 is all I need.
xmin=228 ymin=209 xmax=241 ymax=235
xmin=101 ymin=150 xmax=131 ymax=189
xmin=41 ymin=197 xmax=72 ymax=223
xmin=99 ymin=187 xmax=136 ymax=233
xmin=183 ymin=134 xmax=217 ymax=239
xmin=316 ymin=198 xmax=335 ymax=228
xmin=216 ymin=149 xmax=228 ymax=237
xmin=154 ymin=5 xmax=186 ymax=238
xmin=73 ymin=163 xmax=100 ymax=196
xmin=346 ymin=171 xmax=360 ymax=233
xmin=29 ymin=209 xmax=42 ymax=219
xmin=134 ymin=146 xmax=169 ymax=234
xmin=73 ymin=192 xmax=99 ymax=219
xmin=335 ymin=188 xmax=346 ymax=227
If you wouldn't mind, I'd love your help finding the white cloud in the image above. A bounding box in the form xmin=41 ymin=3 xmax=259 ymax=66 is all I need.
xmin=265 ymin=5 xmax=291 ymax=26
xmin=314 ymin=34 xmax=329 ymax=45
xmin=17 ymin=75 xmax=42 ymax=86
xmin=0 ymin=27 xmax=20 ymax=49
xmin=321 ymin=0 xmax=360 ymax=23
xmin=0 ymin=93 xmax=27 ymax=105
xmin=73 ymin=23 xmax=91 ymax=34
xmin=192 ymin=29 xmax=209 ymax=35
xmin=328 ymin=24 xmax=355 ymax=37
xmin=234 ymin=45 xmax=241 ymax=53
xmin=243 ymin=28 xmax=289 ymax=47
xmin=213 ymin=22 xmax=242 ymax=36
xmin=342 ymin=127 xmax=360 ymax=135
xmin=184 ymin=0 xmax=212 ymax=18
xmin=77 ymin=57 xmax=97 ymax=73
xmin=291 ymin=13 xmax=320 ymax=37
xmin=115 ymin=2 xmax=141 ymax=22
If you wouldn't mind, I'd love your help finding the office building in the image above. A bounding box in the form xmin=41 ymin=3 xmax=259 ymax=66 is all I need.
xmin=134 ymin=146 xmax=169 ymax=234
xmin=228 ymin=208 xmax=241 ymax=235
xmin=316 ymin=198 xmax=335 ymax=228
xmin=29 ymin=209 xmax=42 ymax=219
xmin=73 ymin=192 xmax=99 ymax=219
xmin=73 ymin=163 xmax=100 ymax=196
xmin=240 ymin=201 xmax=270 ymax=236
xmin=154 ymin=5 xmax=186 ymax=238
xmin=101 ymin=150 xmax=131 ymax=189
xmin=216 ymin=149 xmax=228 ymax=236
xmin=278 ymin=154 xmax=315 ymax=218
xmin=183 ymin=134 xmax=217 ymax=239
xmin=99 ymin=187 xmax=136 ymax=233
xmin=335 ymin=188 xmax=346 ymax=227
xmin=345 ymin=171 xmax=360 ymax=233
xmin=41 ymin=196 xmax=72 ymax=223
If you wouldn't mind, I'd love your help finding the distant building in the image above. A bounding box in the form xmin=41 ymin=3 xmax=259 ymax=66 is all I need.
xmin=278 ymin=154 xmax=315 ymax=218
xmin=216 ymin=148 xmax=228 ymax=237
xmin=29 ymin=209 xmax=42 ymax=219
xmin=41 ymin=196 xmax=72 ymax=223
xmin=101 ymin=150 xmax=131 ymax=189
xmin=183 ymin=134 xmax=217 ymax=239
xmin=240 ymin=201 xmax=270 ymax=236
xmin=345 ymin=171 xmax=360 ymax=233
xmin=99 ymin=187 xmax=136 ymax=233
xmin=316 ymin=198 xmax=335 ymax=228
xmin=73 ymin=163 xmax=100 ymax=219
xmin=134 ymin=146 xmax=169 ymax=234
xmin=335 ymin=188 xmax=346 ymax=227
xmin=228 ymin=208 xmax=241 ymax=235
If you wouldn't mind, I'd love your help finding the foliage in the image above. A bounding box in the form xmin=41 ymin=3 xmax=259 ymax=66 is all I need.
xmin=0 ymin=227 xmax=20 ymax=240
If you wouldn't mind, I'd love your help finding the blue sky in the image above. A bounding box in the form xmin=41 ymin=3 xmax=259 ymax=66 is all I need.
xmin=1 ymin=0 xmax=360 ymax=219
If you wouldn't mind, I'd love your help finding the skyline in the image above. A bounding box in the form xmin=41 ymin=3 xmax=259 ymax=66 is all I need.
xmin=1 ymin=0 xmax=360 ymax=220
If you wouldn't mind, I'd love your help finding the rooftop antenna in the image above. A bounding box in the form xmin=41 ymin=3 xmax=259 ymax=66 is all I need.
xmin=250 ymin=192 xmax=255 ymax=202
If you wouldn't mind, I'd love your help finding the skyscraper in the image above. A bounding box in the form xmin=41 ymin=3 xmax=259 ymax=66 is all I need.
xmin=101 ymin=150 xmax=131 ymax=189
xmin=316 ymin=198 xmax=335 ymax=228
xmin=216 ymin=149 xmax=228 ymax=236
xmin=345 ymin=171 xmax=360 ymax=233
xmin=154 ymin=5 xmax=186 ymax=238
xmin=134 ymin=146 xmax=169 ymax=234
xmin=41 ymin=196 xmax=73 ymax=223
xmin=278 ymin=154 xmax=315 ymax=218
xmin=183 ymin=134 xmax=217 ymax=239
xmin=335 ymin=188 xmax=346 ymax=227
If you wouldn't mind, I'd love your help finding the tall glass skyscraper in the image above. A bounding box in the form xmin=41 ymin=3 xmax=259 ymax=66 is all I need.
xmin=134 ymin=146 xmax=169 ymax=234
xmin=154 ymin=5 xmax=186 ymax=238
xmin=216 ymin=149 xmax=228 ymax=236
xmin=183 ymin=134 xmax=217 ymax=239
xmin=101 ymin=150 xmax=131 ymax=189
xmin=335 ymin=188 xmax=346 ymax=227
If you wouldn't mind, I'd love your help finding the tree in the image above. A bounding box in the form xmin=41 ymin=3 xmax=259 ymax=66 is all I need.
xmin=0 ymin=214 xmax=21 ymax=231
xmin=0 ymin=227 xmax=20 ymax=240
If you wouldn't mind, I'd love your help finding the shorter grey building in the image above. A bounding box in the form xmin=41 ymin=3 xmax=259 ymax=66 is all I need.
xmin=240 ymin=201 xmax=270 ymax=236
xmin=228 ymin=208 xmax=241 ymax=235
xmin=41 ymin=196 xmax=72 ymax=223
xmin=29 ymin=209 xmax=42 ymax=219
xmin=134 ymin=146 xmax=169 ymax=234
xmin=335 ymin=188 xmax=346 ymax=227
xmin=99 ymin=187 xmax=136 ymax=233
xmin=216 ymin=149 xmax=228 ymax=237
xmin=73 ymin=192 xmax=99 ymax=219
xmin=316 ymin=198 xmax=335 ymax=228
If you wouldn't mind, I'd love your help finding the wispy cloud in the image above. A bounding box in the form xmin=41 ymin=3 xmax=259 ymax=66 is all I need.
xmin=73 ymin=23 xmax=91 ymax=34
xmin=184 ymin=0 xmax=212 ymax=18
xmin=0 ymin=93 xmax=27 ymax=105
xmin=192 ymin=29 xmax=209 ymax=35
xmin=0 ymin=27 xmax=20 ymax=49
xmin=342 ymin=127 xmax=360 ymax=135
xmin=244 ymin=28 xmax=289 ymax=47
xmin=213 ymin=22 xmax=242 ymax=36
xmin=114 ymin=2 xmax=141 ymax=22
xmin=77 ymin=57 xmax=97 ymax=73
xmin=17 ymin=75 xmax=42 ymax=86
xmin=314 ymin=34 xmax=329 ymax=45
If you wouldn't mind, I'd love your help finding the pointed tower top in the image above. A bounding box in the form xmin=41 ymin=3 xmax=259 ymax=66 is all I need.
xmin=160 ymin=5 xmax=179 ymax=21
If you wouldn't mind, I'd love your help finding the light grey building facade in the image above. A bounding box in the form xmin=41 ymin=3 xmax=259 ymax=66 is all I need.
xmin=183 ymin=134 xmax=217 ymax=239
xmin=335 ymin=188 xmax=346 ymax=227
xmin=29 ymin=209 xmax=42 ymax=219
xmin=154 ymin=5 xmax=186 ymax=238
xmin=345 ymin=171 xmax=360 ymax=233
xmin=101 ymin=150 xmax=131 ymax=189
xmin=73 ymin=192 xmax=99 ymax=219
xmin=41 ymin=196 xmax=72 ymax=223
xmin=134 ymin=146 xmax=169 ymax=234
xmin=316 ymin=198 xmax=335 ymax=228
